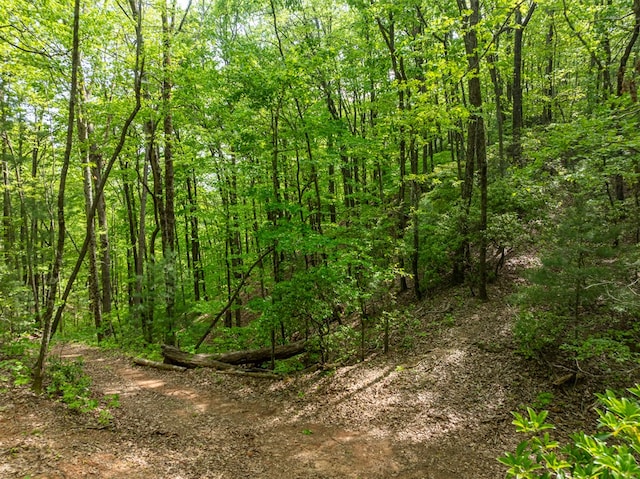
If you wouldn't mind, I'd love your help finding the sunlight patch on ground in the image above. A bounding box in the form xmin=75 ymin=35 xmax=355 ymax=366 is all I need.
xmin=431 ymin=347 xmax=467 ymax=372
xmin=103 ymin=367 xmax=167 ymax=396
xmin=132 ymin=378 xmax=166 ymax=389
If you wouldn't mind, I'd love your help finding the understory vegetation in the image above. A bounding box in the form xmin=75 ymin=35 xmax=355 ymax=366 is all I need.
xmin=501 ymin=386 xmax=640 ymax=478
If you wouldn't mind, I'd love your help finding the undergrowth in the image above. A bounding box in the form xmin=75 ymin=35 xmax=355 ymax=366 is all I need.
xmin=45 ymin=357 xmax=120 ymax=426
xmin=500 ymin=385 xmax=640 ymax=478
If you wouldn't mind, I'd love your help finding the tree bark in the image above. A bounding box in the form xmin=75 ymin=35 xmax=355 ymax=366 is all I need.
xmin=33 ymin=0 xmax=81 ymax=393
xmin=616 ymin=0 xmax=640 ymax=97
xmin=457 ymin=0 xmax=489 ymax=299
xmin=161 ymin=1 xmax=177 ymax=345
xmin=77 ymin=91 xmax=103 ymax=342
xmin=133 ymin=357 xmax=186 ymax=372
xmin=487 ymin=51 xmax=505 ymax=172
xmin=512 ymin=2 xmax=537 ymax=165
xmin=542 ymin=18 xmax=555 ymax=124
xmin=186 ymin=172 xmax=205 ymax=301
xmin=93 ymin=150 xmax=112 ymax=317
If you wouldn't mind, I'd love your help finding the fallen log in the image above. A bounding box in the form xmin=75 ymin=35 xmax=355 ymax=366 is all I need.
xmin=215 ymin=370 xmax=282 ymax=380
xmin=161 ymin=346 xmax=237 ymax=370
xmin=162 ymin=340 xmax=307 ymax=368
xmin=132 ymin=357 xmax=187 ymax=372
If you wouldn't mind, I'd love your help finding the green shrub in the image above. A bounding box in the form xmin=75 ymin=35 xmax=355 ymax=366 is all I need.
xmin=46 ymin=358 xmax=97 ymax=413
xmin=0 ymin=333 xmax=36 ymax=387
xmin=0 ymin=358 xmax=31 ymax=386
xmin=500 ymin=385 xmax=640 ymax=478
xmin=514 ymin=311 xmax=566 ymax=358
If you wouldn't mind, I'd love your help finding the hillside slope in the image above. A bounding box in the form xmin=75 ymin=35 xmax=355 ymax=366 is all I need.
xmin=0 ymin=256 xmax=627 ymax=479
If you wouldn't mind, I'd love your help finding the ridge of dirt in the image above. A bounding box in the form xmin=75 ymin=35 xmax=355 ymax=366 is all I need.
xmin=1 ymin=257 xmax=636 ymax=478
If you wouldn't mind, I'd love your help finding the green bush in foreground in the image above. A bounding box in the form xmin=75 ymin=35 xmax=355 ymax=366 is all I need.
xmin=46 ymin=358 xmax=97 ymax=413
xmin=500 ymin=386 xmax=640 ymax=478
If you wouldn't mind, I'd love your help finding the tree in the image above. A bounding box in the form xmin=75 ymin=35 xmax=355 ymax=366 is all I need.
xmin=511 ymin=1 xmax=537 ymax=165
xmin=33 ymin=0 xmax=81 ymax=393
xmin=455 ymin=0 xmax=489 ymax=299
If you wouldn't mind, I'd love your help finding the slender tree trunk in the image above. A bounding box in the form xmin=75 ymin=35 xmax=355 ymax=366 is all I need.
xmin=186 ymin=172 xmax=205 ymax=301
xmin=512 ymin=2 xmax=537 ymax=165
xmin=33 ymin=0 xmax=81 ymax=393
xmin=542 ymin=18 xmax=555 ymax=124
xmin=229 ymin=158 xmax=243 ymax=327
xmin=138 ymin=151 xmax=151 ymax=342
xmin=161 ymin=2 xmax=177 ymax=345
xmin=1 ymin=83 xmax=15 ymax=270
xmin=487 ymin=51 xmax=505 ymax=172
xmin=410 ymin=137 xmax=422 ymax=299
xmin=120 ymin=157 xmax=138 ymax=309
xmin=616 ymin=0 xmax=640 ymax=97
xmin=456 ymin=0 xmax=489 ymax=299
xmin=77 ymin=93 xmax=103 ymax=342
xmin=93 ymin=150 xmax=112 ymax=317
xmin=1 ymin=147 xmax=13 ymax=268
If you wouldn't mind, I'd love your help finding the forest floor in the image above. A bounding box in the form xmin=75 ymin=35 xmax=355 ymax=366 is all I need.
xmin=1 ymin=256 xmax=636 ymax=479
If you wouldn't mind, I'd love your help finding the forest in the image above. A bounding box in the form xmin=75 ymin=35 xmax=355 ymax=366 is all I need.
xmin=1 ymin=0 xmax=640 ymax=477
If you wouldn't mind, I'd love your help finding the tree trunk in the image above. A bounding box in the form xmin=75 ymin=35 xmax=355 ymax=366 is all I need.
xmin=456 ymin=0 xmax=489 ymax=299
xmin=77 ymin=93 xmax=103 ymax=342
xmin=33 ymin=0 xmax=81 ymax=393
xmin=93 ymin=150 xmax=112 ymax=317
xmin=542 ymin=18 xmax=555 ymax=124
xmin=138 ymin=143 xmax=152 ymax=343
xmin=410 ymin=137 xmax=422 ymax=299
xmin=512 ymin=2 xmax=537 ymax=166
xmin=616 ymin=0 xmax=640 ymax=97
xmin=186 ymin=172 xmax=205 ymax=301
xmin=487 ymin=51 xmax=505 ymax=173
xmin=161 ymin=2 xmax=177 ymax=345
xmin=162 ymin=340 xmax=308 ymax=367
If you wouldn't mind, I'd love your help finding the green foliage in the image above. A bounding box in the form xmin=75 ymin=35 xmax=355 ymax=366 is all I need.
xmin=0 ymin=333 xmax=37 ymax=387
xmin=208 ymin=324 xmax=262 ymax=353
xmin=0 ymin=358 xmax=31 ymax=386
xmin=0 ymin=332 xmax=34 ymax=359
xmin=0 ymin=264 xmax=36 ymax=337
xmin=273 ymin=356 xmax=306 ymax=374
xmin=3 ymin=0 xmax=639 ymax=374
xmin=500 ymin=386 xmax=640 ymax=478
xmin=514 ymin=311 xmax=566 ymax=359
xmin=44 ymin=356 xmax=120 ymax=425
xmin=418 ymin=162 xmax=462 ymax=286
xmin=46 ymin=358 xmax=97 ymax=413
xmin=533 ymin=391 xmax=555 ymax=410
xmin=510 ymin=102 xmax=640 ymax=365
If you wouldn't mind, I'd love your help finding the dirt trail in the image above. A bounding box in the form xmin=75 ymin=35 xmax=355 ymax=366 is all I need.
xmin=0 ymin=265 xmax=604 ymax=478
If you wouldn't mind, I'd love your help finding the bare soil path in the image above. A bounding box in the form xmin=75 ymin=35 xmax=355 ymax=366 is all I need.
xmin=0 ymin=263 xmax=618 ymax=478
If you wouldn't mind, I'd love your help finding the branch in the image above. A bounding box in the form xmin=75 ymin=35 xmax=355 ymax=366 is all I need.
xmin=0 ymin=34 xmax=54 ymax=58
xmin=521 ymin=2 xmax=537 ymax=28
xmin=177 ymin=0 xmax=193 ymax=33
